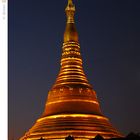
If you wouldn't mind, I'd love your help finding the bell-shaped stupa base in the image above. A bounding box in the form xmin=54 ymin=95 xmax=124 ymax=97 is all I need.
xmin=20 ymin=87 xmax=122 ymax=140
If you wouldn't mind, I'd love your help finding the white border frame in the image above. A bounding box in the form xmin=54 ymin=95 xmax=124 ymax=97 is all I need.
xmin=0 ymin=0 xmax=8 ymax=139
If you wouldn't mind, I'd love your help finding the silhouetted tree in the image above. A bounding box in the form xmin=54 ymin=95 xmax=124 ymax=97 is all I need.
xmin=94 ymin=134 xmax=104 ymax=140
xmin=126 ymin=132 xmax=140 ymax=139
xmin=65 ymin=135 xmax=75 ymax=140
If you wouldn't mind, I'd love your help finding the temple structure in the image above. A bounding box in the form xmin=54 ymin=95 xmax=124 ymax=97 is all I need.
xmin=20 ymin=0 xmax=122 ymax=139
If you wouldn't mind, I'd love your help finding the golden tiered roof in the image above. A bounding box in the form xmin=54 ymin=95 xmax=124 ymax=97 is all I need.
xmin=20 ymin=0 xmax=122 ymax=139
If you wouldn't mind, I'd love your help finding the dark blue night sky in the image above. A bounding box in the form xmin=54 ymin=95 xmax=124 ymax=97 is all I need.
xmin=9 ymin=0 xmax=140 ymax=140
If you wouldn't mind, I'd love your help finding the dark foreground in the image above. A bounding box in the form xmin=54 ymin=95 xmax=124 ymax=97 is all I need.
xmin=38 ymin=132 xmax=140 ymax=140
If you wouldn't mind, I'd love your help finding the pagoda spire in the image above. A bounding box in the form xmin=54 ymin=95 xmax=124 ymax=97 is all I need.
xmin=52 ymin=0 xmax=91 ymax=89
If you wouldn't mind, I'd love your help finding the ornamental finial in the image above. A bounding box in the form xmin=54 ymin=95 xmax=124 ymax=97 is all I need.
xmin=65 ymin=0 xmax=75 ymax=23
xmin=64 ymin=0 xmax=78 ymax=42
xmin=68 ymin=0 xmax=74 ymax=6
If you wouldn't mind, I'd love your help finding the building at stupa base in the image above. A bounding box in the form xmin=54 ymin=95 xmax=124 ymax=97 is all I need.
xmin=19 ymin=0 xmax=122 ymax=139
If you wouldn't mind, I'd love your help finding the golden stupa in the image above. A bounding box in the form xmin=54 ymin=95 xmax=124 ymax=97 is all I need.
xmin=20 ymin=0 xmax=122 ymax=139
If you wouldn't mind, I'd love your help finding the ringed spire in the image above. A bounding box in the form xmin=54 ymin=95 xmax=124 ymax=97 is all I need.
xmin=53 ymin=0 xmax=91 ymax=88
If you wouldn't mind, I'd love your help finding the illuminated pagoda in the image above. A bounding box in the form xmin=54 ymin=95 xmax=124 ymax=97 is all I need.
xmin=20 ymin=0 xmax=122 ymax=139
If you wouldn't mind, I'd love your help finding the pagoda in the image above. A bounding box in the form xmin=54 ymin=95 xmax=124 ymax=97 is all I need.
xmin=20 ymin=0 xmax=122 ymax=139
